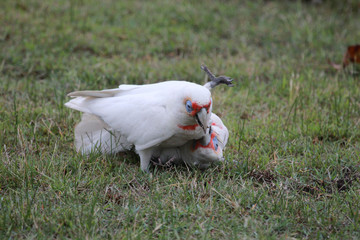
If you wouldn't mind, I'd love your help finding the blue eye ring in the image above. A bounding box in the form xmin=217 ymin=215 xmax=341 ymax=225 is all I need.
xmin=213 ymin=136 xmax=219 ymax=151
xmin=185 ymin=100 xmax=193 ymax=113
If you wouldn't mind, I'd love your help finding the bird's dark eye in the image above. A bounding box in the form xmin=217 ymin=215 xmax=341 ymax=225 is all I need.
xmin=213 ymin=136 xmax=218 ymax=151
xmin=185 ymin=100 xmax=193 ymax=113
xmin=209 ymin=126 xmax=212 ymax=134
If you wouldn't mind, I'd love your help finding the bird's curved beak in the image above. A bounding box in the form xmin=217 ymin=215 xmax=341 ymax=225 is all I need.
xmin=196 ymin=126 xmax=211 ymax=146
xmin=195 ymin=108 xmax=208 ymax=134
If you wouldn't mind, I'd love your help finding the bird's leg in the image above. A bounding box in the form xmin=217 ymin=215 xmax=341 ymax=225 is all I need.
xmin=151 ymin=156 xmax=176 ymax=167
xmin=201 ymin=64 xmax=217 ymax=82
xmin=201 ymin=64 xmax=234 ymax=90
xmin=167 ymin=156 xmax=177 ymax=165
xmin=138 ymin=149 xmax=153 ymax=172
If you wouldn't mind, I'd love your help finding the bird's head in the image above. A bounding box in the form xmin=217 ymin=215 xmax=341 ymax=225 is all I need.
xmin=188 ymin=113 xmax=229 ymax=168
xmin=182 ymin=98 xmax=212 ymax=133
xmin=176 ymin=84 xmax=212 ymax=134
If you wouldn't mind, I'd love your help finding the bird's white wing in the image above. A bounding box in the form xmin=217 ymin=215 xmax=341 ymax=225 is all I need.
xmin=66 ymin=89 xmax=176 ymax=151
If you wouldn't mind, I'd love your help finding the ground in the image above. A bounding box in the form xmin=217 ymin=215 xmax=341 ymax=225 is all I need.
xmin=1 ymin=0 xmax=360 ymax=239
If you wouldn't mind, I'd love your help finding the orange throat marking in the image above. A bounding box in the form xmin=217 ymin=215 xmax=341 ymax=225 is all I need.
xmin=192 ymin=132 xmax=217 ymax=152
xmin=178 ymin=124 xmax=199 ymax=131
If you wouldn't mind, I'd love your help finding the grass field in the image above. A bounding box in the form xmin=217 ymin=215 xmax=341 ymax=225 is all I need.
xmin=1 ymin=0 xmax=360 ymax=239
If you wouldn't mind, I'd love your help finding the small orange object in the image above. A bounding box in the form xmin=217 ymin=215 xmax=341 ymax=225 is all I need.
xmin=342 ymin=44 xmax=360 ymax=67
xmin=329 ymin=44 xmax=360 ymax=70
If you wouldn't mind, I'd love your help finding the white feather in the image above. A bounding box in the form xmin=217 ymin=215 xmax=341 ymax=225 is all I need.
xmin=74 ymin=113 xmax=132 ymax=154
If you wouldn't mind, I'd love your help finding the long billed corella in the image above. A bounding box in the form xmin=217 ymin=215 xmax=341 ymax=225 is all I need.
xmin=65 ymin=65 xmax=233 ymax=171
xmin=154 ymin=112 xmax=229 ymax=169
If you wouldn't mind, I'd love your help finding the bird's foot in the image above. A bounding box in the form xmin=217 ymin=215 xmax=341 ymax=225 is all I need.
xmin=151 ymin=156 xmax=176 ymax=168
xmin=201 ymin=64 xmax=234 ymax=90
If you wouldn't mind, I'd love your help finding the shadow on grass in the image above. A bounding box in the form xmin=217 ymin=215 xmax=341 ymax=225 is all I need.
xmin=246 ymin=166 xmax=359 ymax=197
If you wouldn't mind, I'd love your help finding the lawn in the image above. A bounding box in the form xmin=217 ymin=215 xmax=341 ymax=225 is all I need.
xmin=1 ymin=0 xmax=360 ymax=239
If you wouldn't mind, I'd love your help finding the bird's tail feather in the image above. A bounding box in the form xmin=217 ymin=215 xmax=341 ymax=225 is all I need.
xmin=75 ymin=113 xmax=132 ymax=154
xmin=65 ymin=88 xmax=134 ymax=113
xmin=64 ymin=97 xmax=92 ymax=113
xmin=67 ymin=89 xmax=123 ymax=98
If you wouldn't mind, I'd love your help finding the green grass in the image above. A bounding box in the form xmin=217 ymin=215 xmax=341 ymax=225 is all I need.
xmin=1 ymin=0 xmax=360 ymax=238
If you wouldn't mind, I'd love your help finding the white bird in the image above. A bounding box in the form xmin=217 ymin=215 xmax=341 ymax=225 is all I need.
xmin=65 ymin=81 xmax=213 ymax=171
xmin=65 ymin=65 xmax=233 ymax=171
xmin=154 ymin=113 xmax=229 ymax=169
